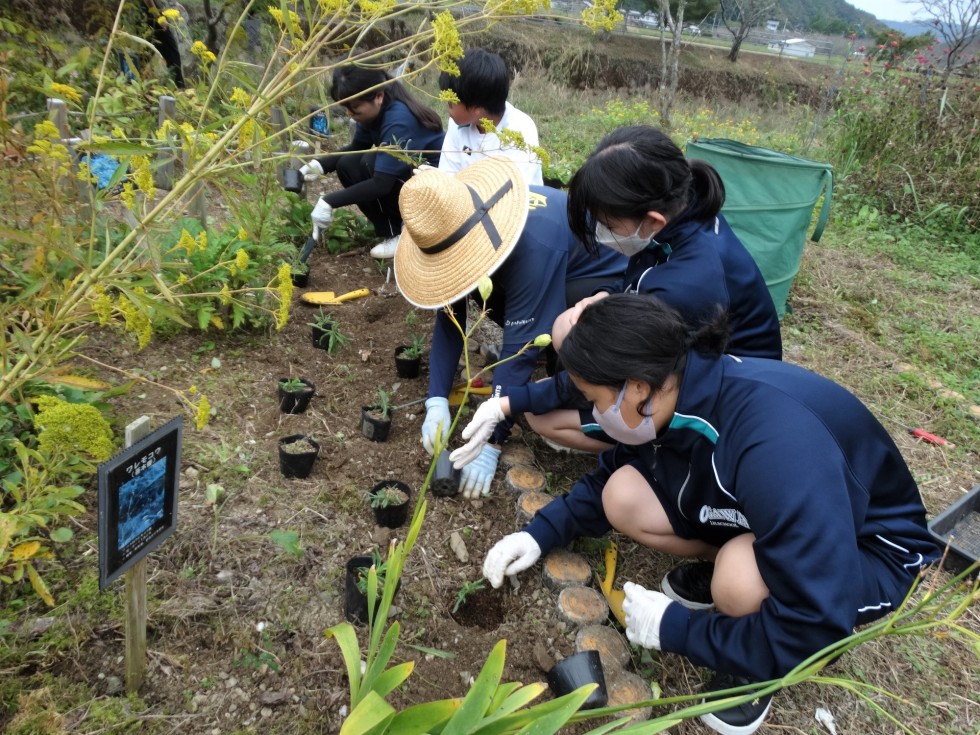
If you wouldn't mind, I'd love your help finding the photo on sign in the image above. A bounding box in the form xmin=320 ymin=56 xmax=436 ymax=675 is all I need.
xmin=118 ymin=458 xmax=167 ymax=548
xmin=310 ymin=108 xmax=329 ymax=137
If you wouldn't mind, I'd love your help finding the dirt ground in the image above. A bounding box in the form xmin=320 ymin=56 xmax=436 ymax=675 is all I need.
xmin=12 ymin=232 xmax=965 ymax=735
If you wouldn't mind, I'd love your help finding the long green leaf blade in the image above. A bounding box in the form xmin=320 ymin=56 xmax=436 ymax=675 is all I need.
xmin=340 ymin=690 xmax=395 ymax=735
xmin=442 ymin=640 xmax=507 ymax=735
xmin=326 ymin=622 xmax=362 ymax=705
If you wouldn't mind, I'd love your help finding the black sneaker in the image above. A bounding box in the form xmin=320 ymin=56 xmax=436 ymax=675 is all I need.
xmin=700 ymin=672 xmax=772 ymax=735
xmin=661 ymin=561 xmax=715 ymax=610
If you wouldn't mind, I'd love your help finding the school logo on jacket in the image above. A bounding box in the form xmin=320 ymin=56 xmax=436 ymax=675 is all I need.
xmin=699 ymin=505 xmax=749 ymax=529
xmin=528 ymin=192 xmax=548 ymax=210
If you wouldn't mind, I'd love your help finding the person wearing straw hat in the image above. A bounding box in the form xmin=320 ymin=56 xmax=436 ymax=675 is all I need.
xmin=394 ymin=158 xmax=625 ymax=499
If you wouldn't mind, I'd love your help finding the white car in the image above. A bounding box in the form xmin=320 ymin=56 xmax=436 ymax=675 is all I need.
xmin=685 ymin=25 xmax=702 ymax=36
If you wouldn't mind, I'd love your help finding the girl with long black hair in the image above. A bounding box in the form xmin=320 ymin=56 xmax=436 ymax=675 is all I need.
xmin=303 ymin=67 xmax=445 ymax=259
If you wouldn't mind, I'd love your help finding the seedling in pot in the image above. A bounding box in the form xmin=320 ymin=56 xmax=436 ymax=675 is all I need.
xmin=355 ymin=550 xmax=388 ymax=595
xmin=452 ymin=578 xmax=487 ymax=614
xmin=369 ymin=387 xmax=392 ymax=421
xmin=399 ymin=334 xmax=425 ymax=360
xmin=280 ymin=436 xmax=317 ymax=454
xmin=279 ymin=377 xmax=308 ymax=393
xmin=309 ymin=310 xmax=350 ymax=355
xmin=368 ymin=484 xmax=409 ymax=509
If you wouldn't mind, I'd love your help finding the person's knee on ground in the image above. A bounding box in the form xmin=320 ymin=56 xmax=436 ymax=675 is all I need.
xmin=602 ymin=466 xmax=715 ymax=557
xmin=525 ymin=409 xmax=610 ymax=453
xmin=712 ymin=533 xmax=769 ymax=616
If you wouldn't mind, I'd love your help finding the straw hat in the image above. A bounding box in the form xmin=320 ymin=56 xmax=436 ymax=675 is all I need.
xmin=394 ymin=158 xmax=529 ymax=309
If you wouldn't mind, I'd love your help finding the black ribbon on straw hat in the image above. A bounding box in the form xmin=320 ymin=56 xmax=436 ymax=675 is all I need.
xmin=423 ymin=180 xmax=513 ymax=255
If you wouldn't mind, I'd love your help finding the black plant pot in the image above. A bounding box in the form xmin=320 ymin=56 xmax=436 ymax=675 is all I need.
xmin=283 ymin=167 xmax=304 ymax=194
xmin=394 ymin=347 xmax=421 ymax=379
xmin=369 ymin=480 xmax=412 ymax=528
xmin=278 ymin=434 xmax=320 ymax=478
xmin=431 ymin=451 xmax=460 ymax=498
xmin=546 ymin=650 xmax=608 ymax=710
xmin=361 ymin=406 xmax=392 ymax=442
xmin=343 ymin=555 xmax=400 ymax=625
xmin=278 ymin=378 xmax=315 ymax=414
xmin=291 ymin=271 xmax=309 ymax=288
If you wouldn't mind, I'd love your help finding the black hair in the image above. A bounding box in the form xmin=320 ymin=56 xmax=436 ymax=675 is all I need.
xmin=438 ymin=48 xmax=509 ymax=116
xmin=567 ymin=125 xmax=726 ymax=256
xmin=331 ymin=66 xmax=443 ymax=132
xmin=560 ymin=293 xmax=730 ymax=398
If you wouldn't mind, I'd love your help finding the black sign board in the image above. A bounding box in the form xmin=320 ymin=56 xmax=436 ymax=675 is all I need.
xmin=98 ymin=417 xmax=182 ymax=590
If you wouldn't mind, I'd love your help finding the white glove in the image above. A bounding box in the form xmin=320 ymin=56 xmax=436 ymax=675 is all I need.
xmin=412 ymin=163 xmax=436 ymax=176
xmin=483 ymin=531 xmax=541 ymax=588
xmin=421 ymin=396 xmax=451 ymax=455
xmin=622 ymin=581 xmax=673 ymax=650
xmin=460 ymin=444 xmax=500 ymax=499
xmin=311 ymin=199 xmax=333 ymax=239
xmin=450 ymin=397 xmax=506 ymax=468
xmin=300 ymin=160 xmax=323 ymax=181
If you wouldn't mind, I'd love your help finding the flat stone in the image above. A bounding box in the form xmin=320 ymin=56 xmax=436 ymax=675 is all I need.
xmin=543 ymin=549 xmax=592 ymax=590
xmin=499 ymin=444 xmax=536 ymax=470
xmin=516 ymin=491 xmax=552 ymax=524
xmin=605 ymin=669 xmax=655 ymax=722
xmin=505 ymin=465 xmax=546 ymax=495
xmin=557 ymin=585 xmax=608 ymax=627
xmin=575 ymin=624 xmax=632 ymax=671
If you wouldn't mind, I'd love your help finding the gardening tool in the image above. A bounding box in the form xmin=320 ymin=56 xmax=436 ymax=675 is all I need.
xmin=390 ymin=380 xmax=493 ymax=412
xmin=596 ymin=539 xmax=626 ymax=627
xmin=299 ymin=234 xmax=318 ymax=263
xmin=300 ymin=288 xmax=370 ymax=306
xmin=880 ymin=415 xmax=954 ymax=447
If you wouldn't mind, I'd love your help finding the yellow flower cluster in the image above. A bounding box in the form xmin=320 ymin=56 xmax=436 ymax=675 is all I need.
xmin=275 ymin=263 xmax=293 ymax=329
xmin=268 ymin=6 xmax=303 ymax=36
xmin=357 ymin=0 xmax=395 ymax=18
xmin=230 ymin=87 xmax=251 ymax=108
xmin=131 ymin=154 xmax=155 ymax=198
xmin=438 ymin=89 xmax=461 ymax=104
xmin=191 ymin=41 xmax=217 ymax=64
xmin=581 ymin=0 xmax=622 ymax=32
xmin=318 ymin=0 xmax=347 ymax=12
xmin=237 ymin=227 xmax=248 ymax=241
xmin=49 ymin=82 xmax=82 ymax=103
xmin=210 ymin=315 xmax=225 ymax=330
xmin=194 ymin=395 xmax=212 ymax=430
xmin=158 ymin=8 xmax=183 ymax=25
xmin=27 ymin=121 xmax=71 ymax=178
xmin=116 ymin=294 xmax=153 ymax=350
xmin=120 ymin=182 xmax=136 ymax=210
xmin=238 ymin=118 xmax=256 ymax=151
xmin=177 ymin=228 xmax=197 ymax=254
xmin=235 ymin=249 xmax=250 ymax=271
xmin=495 ymin=0 xmax=550 ymax=16
xmin=90 ymin=287 xmax=114 ymax=325
xmin=432 ymin=11 xmax=464 ymax=75
xmin=219 ymin=284 xmax=232 ymax=306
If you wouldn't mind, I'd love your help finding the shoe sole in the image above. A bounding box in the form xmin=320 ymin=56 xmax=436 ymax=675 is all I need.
xmin=699 ymin=698 xmax=771 ymax=735
xmin=660 ymin=572 xmax=715 ymax=611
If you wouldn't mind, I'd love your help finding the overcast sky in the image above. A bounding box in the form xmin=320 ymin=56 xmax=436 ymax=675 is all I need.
xmin=849 ymin=0 xmax=923 ymax=21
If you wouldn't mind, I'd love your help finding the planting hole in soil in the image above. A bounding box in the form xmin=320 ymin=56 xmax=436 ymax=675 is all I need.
xmin=448 ymin=586 xmax=509 ymax=629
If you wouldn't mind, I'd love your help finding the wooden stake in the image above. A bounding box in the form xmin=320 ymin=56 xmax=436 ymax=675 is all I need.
xmin=124 ymin=417 xmax=152 ymax=694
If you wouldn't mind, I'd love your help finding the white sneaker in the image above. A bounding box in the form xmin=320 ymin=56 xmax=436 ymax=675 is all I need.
xmin=369 ymin=236 xmax=399 ymax=259
xmin=540 ymin=436 xmax=589 ymax=455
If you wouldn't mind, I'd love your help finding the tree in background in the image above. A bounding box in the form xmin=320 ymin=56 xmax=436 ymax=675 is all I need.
xmin=720 ymin=0 xmax=775 ymax=61
xmin=657 ymin=0 xmax=687 ymax=126
xmin=918 ymin=0 xmax=980 ymax=81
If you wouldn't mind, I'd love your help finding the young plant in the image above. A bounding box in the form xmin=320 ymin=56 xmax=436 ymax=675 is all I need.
xmin=278 ymin=377 xmax=307 ymax=393
xmin=368 ymin=484 xmax=408 ymax=509
xmin=452 ymin=578 xmax=487 ymax=614
xmin=399 ymin=334 xmax=425 ymax=360
xmin=290 ymin=257 xmax=309 ymax=275
xmin=371 ymin=387 xmax=392 ymax=420
xmin=355 ymin=550 xmax=388 ymax=596
xmin=308 ymin=310 xmax=350 ymax=355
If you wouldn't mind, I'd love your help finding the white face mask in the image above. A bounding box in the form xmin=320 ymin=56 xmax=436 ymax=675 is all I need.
xmin=591 ymin=382 xmax=658 ymax=445
xmin=594 ymin=220 xmax=653 ymax=257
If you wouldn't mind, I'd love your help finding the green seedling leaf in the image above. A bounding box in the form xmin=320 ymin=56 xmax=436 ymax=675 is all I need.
xmin=205 ymin=483 xmax=224 ymax=505
xmin=268 ymin=530 xmax=302 ymax=559
xmin=211 ymin=357 xmax=222 ymax=369
xmin=49 ymin=528 xmax=73 ymax=543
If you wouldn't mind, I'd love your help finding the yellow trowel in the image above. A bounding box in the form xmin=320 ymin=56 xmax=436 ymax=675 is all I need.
xmin=300 ymin=288 xmax=370 ymax=306
xmin=597 ymin=540 xmax=627 ymax=627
